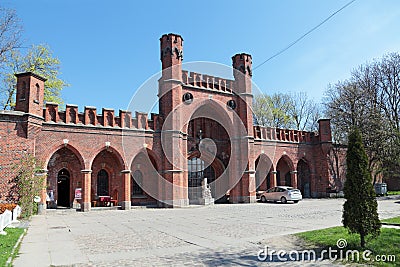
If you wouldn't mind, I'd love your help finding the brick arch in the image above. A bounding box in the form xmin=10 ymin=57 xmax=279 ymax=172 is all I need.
xmin=44 ymin=144 xmax=85 ymax=170
xmin=91 ymin=149 xmax=125 ymax=200
xmin=184 ymin=100 xmax=234 ymax=174
xmin=129 ymin=148 xmax=160 ymax=171
xmin=275 ymin=154 xmax=295 ymax=172
xmin=297 ymin=158 xmax=312 ymax=198
xmin=88 ymin=146 xmax=126 ymax=170
xmin=181 ymin=97 xmax=235 ymax=135
xmin=130 ymin=149 xmax=160 ymax=204
xmin=276 ymin=155 xmax=295 ymax=187
xmin=255 ymin=153 xmax=274 ymax=171
xmin=255 ymin=153 xmax=274 ymax=191
xmin=46 ymin=147 xmax=85 ymax=207
xmin=297 ymin=156 xmax=314 ymax=172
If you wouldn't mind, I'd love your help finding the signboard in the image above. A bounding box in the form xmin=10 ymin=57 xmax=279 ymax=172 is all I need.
xmin=75 ymin=188 xmax=82 ymax=200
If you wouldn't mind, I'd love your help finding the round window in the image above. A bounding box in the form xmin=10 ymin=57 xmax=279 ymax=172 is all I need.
xmin=227 ymin=100 xmax=236 ymax=110
xmin=182 ymin=92 xmax=193 ymax=103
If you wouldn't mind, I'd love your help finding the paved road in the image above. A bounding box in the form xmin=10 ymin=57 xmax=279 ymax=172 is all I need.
xmin=13 ymin=198 xmax=400 ymax=266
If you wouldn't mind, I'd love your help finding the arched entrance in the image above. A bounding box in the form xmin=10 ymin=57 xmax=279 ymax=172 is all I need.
xmin=276 ymin=156 xmax=293 ymax=186
xmin=132 ymin=170 xmax=144 ymax=196
xmin=130 ymin=150 xmax=159 ymax=205
xmin=47 ymin=147 xmax=84 ymax=209
xmin=91 ymin=148 xmax=125 ymax=205
xmin=57 ymin=169 xmax=70 ymax=207
xmin=255 ymin=154 xmax=274 ymax=191
xmin=297 ymin=159 xmax=311 ymax=198
xmin=186 ymin=109 xmax=230 ymax=204
xmin=188 ymin=157 xmax=215 ymax=204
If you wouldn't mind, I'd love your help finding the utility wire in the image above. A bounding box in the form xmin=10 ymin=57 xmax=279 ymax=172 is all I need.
xmin=253 ymin=0 xmax=357 ymax=71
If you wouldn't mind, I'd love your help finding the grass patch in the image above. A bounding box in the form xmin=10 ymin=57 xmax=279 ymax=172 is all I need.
xmin=387 ymin=191 xmax=400 ymax=196
xmin=296 ymin=226 xmax=399 ymax=266
xmin=382 ymin=216 xmax=400 ymax=225
xmin=0 ymin=228 xmax=25 ymax=266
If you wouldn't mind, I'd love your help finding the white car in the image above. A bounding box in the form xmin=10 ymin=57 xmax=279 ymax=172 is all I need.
xmin=260 ymin=186 xmax=302 ymax=204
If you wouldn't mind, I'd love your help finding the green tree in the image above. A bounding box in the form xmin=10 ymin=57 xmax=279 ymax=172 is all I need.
xmin=253 ymin=92 xmax=320 ymax=131
xmin=1 ymin=44 xmax=68 ymax=109
xmin=342 ymin=128 xmax=380 ymax=248
xmin=12 ymin=153 xmax=45 ymax=218
xmin=325 ymin=53 xmax=400 ymax=184
xmin=253 ymin=93 xmax=294 ymax=128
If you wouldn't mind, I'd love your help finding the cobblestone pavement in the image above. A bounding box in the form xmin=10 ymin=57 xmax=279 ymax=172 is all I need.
xmin=13 ymin=197 xmax=400 ymax=266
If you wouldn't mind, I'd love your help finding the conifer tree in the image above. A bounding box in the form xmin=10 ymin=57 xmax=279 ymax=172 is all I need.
xmin=342 ymin=128 xmax=380 ymax=247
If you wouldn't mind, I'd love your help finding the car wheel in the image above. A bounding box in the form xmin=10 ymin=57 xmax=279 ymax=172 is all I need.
xmin=280 ymin=197 xmax=287 ymax=204
xmin=261 ymin=196 xmax=267 ymax=203
xmin=293 ymin=200 xmax=299 ymax=203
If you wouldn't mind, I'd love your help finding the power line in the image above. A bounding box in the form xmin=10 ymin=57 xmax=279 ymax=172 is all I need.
xmin=253 ymin=0 xmax=357 ymax=71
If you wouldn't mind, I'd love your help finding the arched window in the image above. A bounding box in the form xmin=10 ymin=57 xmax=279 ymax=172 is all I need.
xmin=131 ymin=170 xmax=143 ymax=196
xmin=97 ymin=169 xmax=109 ymax=196
xmin=188 ymin=157 xmax=215 ymax=201
xmin=188 ymin=157 xmax=215 ymax=184
xmin=35 ymin=83 xmax=40 ymax=102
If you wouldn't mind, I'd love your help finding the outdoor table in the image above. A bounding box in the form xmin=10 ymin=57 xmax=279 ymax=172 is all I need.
xmin=98 ymin=196 xmax=111 ymax=206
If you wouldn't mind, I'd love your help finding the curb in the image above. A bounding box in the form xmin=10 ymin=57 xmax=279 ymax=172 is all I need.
xmin=5 ymin=228 xmax=26 ymax=267
xmin=381 ymin=222 xmax=400 ymax=226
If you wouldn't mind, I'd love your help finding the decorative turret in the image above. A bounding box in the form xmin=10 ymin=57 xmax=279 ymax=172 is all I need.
xmin=15 ymin=72 xmax=47 ymax=117
xmin=160 ymin=33 xmax=183 ymax=79
xmin=318 ymin=119 xmax=332 ymax=143
xmin=232 ymin=53 xmax=253 ymax=134
xmin=232 ymin=53 xmax=252 ymax=80
xmin=158 ymin=33 xmax=184 ymax=119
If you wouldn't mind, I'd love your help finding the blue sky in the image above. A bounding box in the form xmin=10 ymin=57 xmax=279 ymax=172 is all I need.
xmin=3 ymin=0 xmax=400 ymax=112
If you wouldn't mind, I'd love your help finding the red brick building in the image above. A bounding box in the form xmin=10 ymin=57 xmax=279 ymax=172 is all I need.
xmin=0 ymin=33 xmax=334 ymax=212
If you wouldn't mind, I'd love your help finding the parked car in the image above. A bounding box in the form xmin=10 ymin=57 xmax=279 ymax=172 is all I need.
xmin=260 ymin=186 xmax=302 ymax=204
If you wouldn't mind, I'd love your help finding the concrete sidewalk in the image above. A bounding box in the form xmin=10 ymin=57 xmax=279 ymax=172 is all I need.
xmin=13 ymin=198 xmax=400 ymax=266
xmin=14 ymin=210 xmax=89 ymax=266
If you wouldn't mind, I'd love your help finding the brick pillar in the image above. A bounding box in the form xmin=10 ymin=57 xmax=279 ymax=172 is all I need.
xmin=36 ymin=169 xmax=48 ymax=215
xmin=229 ymin=137 xmax=242 ymax=203
xmin=121 ymin=170 xmax=131 ymax=210
xmin=81 ymin=170 xmax=92 ymax=212
xmin=158 ymin=33 xmax=188 ymax=207
xmin=271 ymin=171 xmax=277 ymax=188
xmin=291 ymin=171 xmax=298 ymax=189
xmin=229 ymin=136 xmax=256 ymax=203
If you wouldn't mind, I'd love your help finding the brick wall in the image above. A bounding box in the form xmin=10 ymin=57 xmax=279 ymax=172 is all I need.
xmin=0 ymin=34 xmax=336 ymax=208
xmin=0 ymin=112 xmax=36 ymax=202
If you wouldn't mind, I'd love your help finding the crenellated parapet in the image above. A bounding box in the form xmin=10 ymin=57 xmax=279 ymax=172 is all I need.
xmin=253 ymin=125 xmax=319 ymax=143
xmin=43 ymin=102 xmax=159 ymax=131
xmin=181 ymin=70 xmax=234 ymax=94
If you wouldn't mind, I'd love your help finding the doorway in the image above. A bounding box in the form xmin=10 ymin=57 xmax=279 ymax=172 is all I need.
xmin=57 ymin=169 xmax=70 ymax=207
xmin=188 ymin=157 xmax=215 ymax=204
xmin=297 ymin=160 xmax=311 ymax=198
